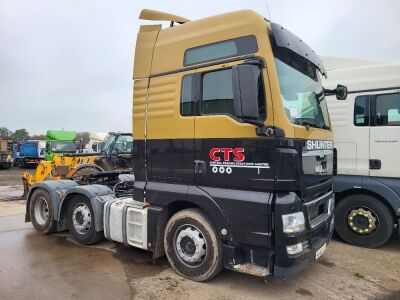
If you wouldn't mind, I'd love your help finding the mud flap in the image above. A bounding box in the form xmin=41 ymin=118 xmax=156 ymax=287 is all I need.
xmin=22 ymin=177 xmax=29 ymax=198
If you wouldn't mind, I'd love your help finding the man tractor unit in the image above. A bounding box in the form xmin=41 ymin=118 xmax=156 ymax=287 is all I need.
xmin=25 ymin=9 xmax=346 ymax=281
xmin=325 ymin=57 xmax=400 ymax=248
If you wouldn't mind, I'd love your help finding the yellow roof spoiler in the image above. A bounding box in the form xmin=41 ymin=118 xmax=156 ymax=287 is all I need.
xmin=139 ymin=9 xmax=191 ymax=24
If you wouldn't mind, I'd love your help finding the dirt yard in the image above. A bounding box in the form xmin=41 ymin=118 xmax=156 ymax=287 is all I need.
xmin=0 ymin=168 xmax=399 ymax=299
xmin=0 ymin=167 xmax=34 ymax=187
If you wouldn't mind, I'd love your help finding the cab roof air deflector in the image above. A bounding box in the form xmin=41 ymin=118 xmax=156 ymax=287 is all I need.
xmin=139 ymin=9 xmax=191 ymax=24
xmin=270 ymin=22 xmax=326 ymax=76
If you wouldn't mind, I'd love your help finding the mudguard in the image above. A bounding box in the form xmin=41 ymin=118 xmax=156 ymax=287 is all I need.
xmin=334 ymin=175 xmax=400 ymax=216
xmin=59 ymin=184 xmax=115 ymax=231
xmin=25 ymin=180 xmax=79 ymax=222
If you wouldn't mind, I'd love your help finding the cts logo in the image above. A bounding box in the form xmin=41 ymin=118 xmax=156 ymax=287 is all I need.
xmin=209 ymin=148 xmax=245 ymax=162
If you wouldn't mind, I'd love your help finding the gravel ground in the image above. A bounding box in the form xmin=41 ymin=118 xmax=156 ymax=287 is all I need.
xmin=0 ymin=168 xmax=399 ymax=299
xmin=0 ymin=166 xmax=34 ymax=186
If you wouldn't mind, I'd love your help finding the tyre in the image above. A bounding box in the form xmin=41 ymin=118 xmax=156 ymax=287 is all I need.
xmin=335 ymin=194 xmax=394 ymax=248
xmin=30 ymin=188 xmax=57 ymax=234
xmin=164 ymin=208 xmax=223 ymax=281
xmin=67 ymin=196 xmax=103 ymax=245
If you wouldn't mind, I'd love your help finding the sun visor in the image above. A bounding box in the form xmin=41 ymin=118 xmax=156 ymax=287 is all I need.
xmin=270 ymin=22 xmax=326 ymax=76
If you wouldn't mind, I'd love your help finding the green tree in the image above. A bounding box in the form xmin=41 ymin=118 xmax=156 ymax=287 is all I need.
xmin=11 ymin=129 xmax=29 ymax=141
xmin=0 ymin=127 xmax=13 ymax=139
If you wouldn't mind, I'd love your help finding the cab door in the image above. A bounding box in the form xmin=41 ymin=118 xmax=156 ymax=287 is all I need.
xmin=193 ymin=61 xmax=274 ymax=191
xmin=192 ymin=61 xmax=274 ymax=247
xmin=369 ymin=92 xmax=400 ymax=178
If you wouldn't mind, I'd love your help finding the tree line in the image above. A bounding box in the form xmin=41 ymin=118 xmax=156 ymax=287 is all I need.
xmin=0 ymin=127 xmax=45 ymax=141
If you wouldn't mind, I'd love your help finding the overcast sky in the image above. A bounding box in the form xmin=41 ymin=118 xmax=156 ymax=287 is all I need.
xmin=1 ymin=0 xmax=399 ymax=135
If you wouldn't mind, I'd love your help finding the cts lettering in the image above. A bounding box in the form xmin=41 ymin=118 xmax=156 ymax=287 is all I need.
xmin=209 ymin=148 xmax=245 ymax=162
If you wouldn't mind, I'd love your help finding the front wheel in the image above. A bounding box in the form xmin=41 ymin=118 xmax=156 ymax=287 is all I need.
xmin=335 ymin=194 xmax=394 ymax=248
xmin=67 ymin=196 xmax=103 ymax=245
xmin=164 ymin=208 xmax=223 ymax=282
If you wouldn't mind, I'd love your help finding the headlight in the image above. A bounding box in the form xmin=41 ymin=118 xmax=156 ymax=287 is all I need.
xmin=286 ymin=242 xmax=304 ymax=255
xmin=282 ymin=212 xmax=305 ymax=234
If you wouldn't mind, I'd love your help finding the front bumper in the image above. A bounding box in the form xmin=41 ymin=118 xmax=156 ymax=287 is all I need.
xmin=273 ymin=191 xmax=334 ymax=278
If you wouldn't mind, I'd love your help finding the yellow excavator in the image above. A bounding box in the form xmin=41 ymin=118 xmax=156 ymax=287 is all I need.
xmin=22 ymin=132 xmax=133 ymax=197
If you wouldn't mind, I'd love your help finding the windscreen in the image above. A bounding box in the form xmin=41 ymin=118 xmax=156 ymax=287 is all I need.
xmin=50 ymin=141 xmax=77 ymax=153
xmin=270 ymin=35 xmax=329 ymax=129
xmin=274 ymin=57 xmax=330 ymax=129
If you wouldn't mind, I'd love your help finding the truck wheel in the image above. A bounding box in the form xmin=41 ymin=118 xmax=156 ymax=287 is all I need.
xmin=335 ymin=194 xmax=394 ymax=248
xmin=67 ymin=196 xmax=103 ymax=245
xmin=30 ymin=188 xmax=57 ymax=234
xmin=164 ymin=208 xmax=223 ymax=281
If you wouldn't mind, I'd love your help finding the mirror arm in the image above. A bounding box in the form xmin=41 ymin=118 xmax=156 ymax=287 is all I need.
xmin=242 ymin=118 xmax=264 ymax=127
xmin=242 ymin=119 xmax=285 ymax=138
xmin=323 ymin=88 xmax=336 ymax=96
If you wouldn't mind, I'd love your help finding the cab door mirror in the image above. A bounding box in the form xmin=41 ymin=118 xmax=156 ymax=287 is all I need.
xmin=336 ymin=84 xmax=348 ymax=100
xmin=232 ymin=64 xmax=260 ymax=121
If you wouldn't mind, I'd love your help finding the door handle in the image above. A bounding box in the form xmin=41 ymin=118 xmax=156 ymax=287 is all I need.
xmin=194 ymin=160 xmax=206 ymax=174
xmin=369 ymin=159 xmax=381 ymax=170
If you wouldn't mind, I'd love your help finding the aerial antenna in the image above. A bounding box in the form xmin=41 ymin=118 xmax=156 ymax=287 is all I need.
xmin=265 ymin=1 xmax=272 ymax=21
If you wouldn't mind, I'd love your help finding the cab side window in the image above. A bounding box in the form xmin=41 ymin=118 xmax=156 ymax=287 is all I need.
xmin=201 ymin=69 xmax=235 ymax=116
xmin=181 ymin=74 xmax=195 ymax=116
xmin=375 ymin=93 xmax=400 ymax=126
xmin=354 ymin=96 xmax=369 ymax=126
xmin=200 ymin=67 xmax=266 ymax=120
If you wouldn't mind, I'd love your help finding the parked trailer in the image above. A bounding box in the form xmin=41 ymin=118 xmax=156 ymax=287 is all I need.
xmin=324 ymin=57 xmax=400 ymax=248
xmin=26 ymin=9 xmax=347 ymax=281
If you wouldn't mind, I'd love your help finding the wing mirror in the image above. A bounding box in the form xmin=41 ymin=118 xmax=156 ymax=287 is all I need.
xmin=336 ymin=84 xmax=348 ymax=100
xmin=232 ymin=64 xmax=261 ymax=124
xmin=324 ymin=84 xmax=348 ymax=100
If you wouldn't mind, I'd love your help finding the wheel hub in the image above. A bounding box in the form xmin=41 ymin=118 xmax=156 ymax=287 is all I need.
xmin=348 ymin=208 xmax=377 ymax=235
xmin=175 ymin=226 xmax=206 ymax=264
xmin=72 ymin=204 xmax=91 ymax=234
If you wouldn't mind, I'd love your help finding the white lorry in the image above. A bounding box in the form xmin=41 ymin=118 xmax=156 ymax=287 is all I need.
xmin=325 ymin=57 xmax=400 ymax=248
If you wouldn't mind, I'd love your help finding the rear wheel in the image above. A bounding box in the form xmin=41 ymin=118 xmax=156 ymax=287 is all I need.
xmin=164 ymin=208 xmax=223 ymax=281
xmin=67 ymin=196 xmax=103 ymax=245
xmin=30 ymin=188 xmax=57 ymax=234
xmin=335 ymin=194 xmax=394 ymax=248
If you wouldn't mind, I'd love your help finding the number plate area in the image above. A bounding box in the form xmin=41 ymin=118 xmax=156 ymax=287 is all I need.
xmin=315 ymin=243 xmax=327 ymax=260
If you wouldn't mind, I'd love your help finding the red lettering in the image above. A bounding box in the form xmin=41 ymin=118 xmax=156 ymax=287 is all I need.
xmin=209 ymin=148 xmax=221 ymax=161
xmin=220 ymin=148 xmax=233 ymax=161
xmin=233 ymin=148 xmax=245 ymax=162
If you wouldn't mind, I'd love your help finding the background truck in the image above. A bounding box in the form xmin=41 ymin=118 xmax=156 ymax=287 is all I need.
xmin=325 ymin=57 xmax=400 ymax=248
xmin=46 ymin=130 xmax=78 ymax=161
xmin=13 ymin=140 xmax=45 ymax=168
xmin=26 ymin=9 xmax=346 ymax=281
xmin=86 ymin=132 xmax=108 ymax=153
xmin=0 ymin=140 xmax=13 ymax=169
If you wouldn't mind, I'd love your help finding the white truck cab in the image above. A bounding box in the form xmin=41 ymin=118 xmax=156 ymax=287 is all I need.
xmin=324 ymin=57 xmax=400 ymax=248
